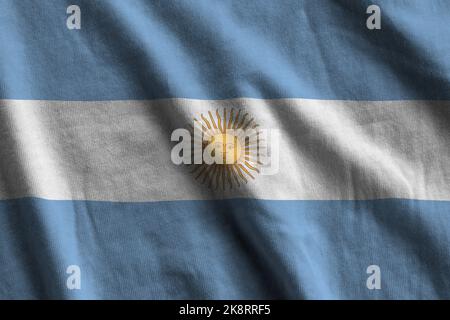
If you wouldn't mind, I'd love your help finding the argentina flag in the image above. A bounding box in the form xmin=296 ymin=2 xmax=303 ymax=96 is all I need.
xmin=0 ymin=0 xmax=449 ymax=302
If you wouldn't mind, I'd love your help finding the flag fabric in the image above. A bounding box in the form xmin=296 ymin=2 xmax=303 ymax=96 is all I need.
xmin=0 ymin=0 xmax=449 ymax=299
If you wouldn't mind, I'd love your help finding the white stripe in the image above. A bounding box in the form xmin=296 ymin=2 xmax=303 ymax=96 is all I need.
xmin=0 ymin=98 xmax=449 ymax=201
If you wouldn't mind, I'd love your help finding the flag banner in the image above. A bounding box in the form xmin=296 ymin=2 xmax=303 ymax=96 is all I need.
xmin=0 ymin=0 xmax=449 ymax=300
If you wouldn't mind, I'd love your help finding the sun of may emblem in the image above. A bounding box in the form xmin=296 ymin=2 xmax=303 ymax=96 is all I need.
xmin=188 ymin=108 xmax=263 ymax=190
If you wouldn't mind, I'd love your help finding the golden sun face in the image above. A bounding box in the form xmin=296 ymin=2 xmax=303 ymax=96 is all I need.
xmin=209 ymin=133 xmax=242 ymax=164
xmin=190 ymin=108 xmax=261 ymax=190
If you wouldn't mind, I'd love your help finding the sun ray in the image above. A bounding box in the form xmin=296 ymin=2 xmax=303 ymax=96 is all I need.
xmin=208 ymin=165 xmax=219 ymax=188
xmin=233 ymin=164 xmax=248 ymax=183
xmin=236 ymin=129 xmax=261 ymax=141
xmin=223 ymin=109 xmax=227 ymax=133
xmin=228 ymin=108 xmax=234 ymax=129
xmin=194 ymin=164 xmax=208 ymax=179
xmin=225 ymin=165 xmax=234 ymax=189
xmin=243 ymin=118 xmax=254 ymax=130
xmin=201 ymin=165 xmax=212 ymax=185
xmin=193 ymin=121 xmax=209 ymax=135
xmin=201 ymin=114 xmax=213 ymax=130
xmin=215 ymin=165 xmax=222 ymax=190
xmin=220 ymin=165 xmax=225 ymax=190
xmin=232 ymin=109 xmax=241 ymax=129
xmin=193 ymin=121 xmax=213 ymax=141
xmin=216 ymin=109 xmax=224 ymax=133
xmin=238 ymin=164 xmax=254 ymax=179
xmin=244 ymin=161 xmax=260 ymax=173
xmin=229 ymin=165 xmax=242 ymax=186
xmin=208 ymin=111 xmax=218 ymax=129
xmin=244 ymin=156 xmax=259 ymax=164
xmin=200 ymin=165 xmax=214 ymax=183
xmin=237 ymin=113 xmax=248 ymax=129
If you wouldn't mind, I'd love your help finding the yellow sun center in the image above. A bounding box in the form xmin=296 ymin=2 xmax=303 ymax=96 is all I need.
xmin=191 ymin=108 xmax=261 ymax=189
xmin=210 ymin=133 xmax=242 ymax=164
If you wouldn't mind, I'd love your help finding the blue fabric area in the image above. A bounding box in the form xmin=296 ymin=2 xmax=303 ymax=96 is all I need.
xmin=1 ymin=197 xmax=449 ymax=299
xmin=0 ymin=0 xmax=449 ymax=100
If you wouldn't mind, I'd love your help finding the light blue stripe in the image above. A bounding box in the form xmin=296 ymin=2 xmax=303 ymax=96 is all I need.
xmin=1 ymin=197 xmax=449 ymax=299
xmin=0 ymin=0 xmax=449 ymax=100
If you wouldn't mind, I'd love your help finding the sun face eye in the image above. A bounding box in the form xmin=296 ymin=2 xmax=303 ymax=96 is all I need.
xmin=190 ymin=108 xmax=261 ymax=190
